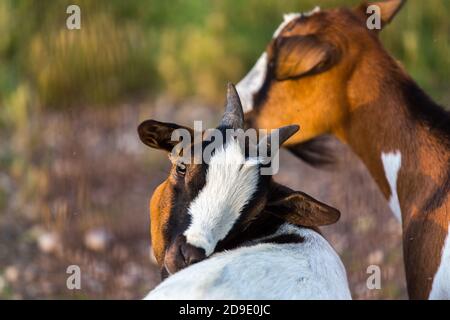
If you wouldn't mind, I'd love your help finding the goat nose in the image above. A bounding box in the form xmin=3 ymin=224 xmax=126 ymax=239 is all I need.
xmin=164 ymin=235 xmax=207 ymax=274
xmin=180 ymin=242 xmax=206 ymax=266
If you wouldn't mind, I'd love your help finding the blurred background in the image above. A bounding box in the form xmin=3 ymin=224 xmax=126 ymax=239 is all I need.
xmin=0 ymin=0 xmax=448 ymax=299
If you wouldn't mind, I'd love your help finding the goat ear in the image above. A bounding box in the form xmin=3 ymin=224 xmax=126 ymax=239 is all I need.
xmin=355 ymin=0 xmax=405 ymax=29
xmin=274 ymin=35 xmax=339 ymax=81
xmin=266 ymin=183 xmax=340 ymax=227
xmin=138 ymin=119 xmax=194 ymax=152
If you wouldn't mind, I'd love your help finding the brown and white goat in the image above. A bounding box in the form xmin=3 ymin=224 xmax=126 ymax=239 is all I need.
xmin=139 ymin=84 xmax=351 ymax=299
xmin=236 ymin=0 xmax=450 ymax=299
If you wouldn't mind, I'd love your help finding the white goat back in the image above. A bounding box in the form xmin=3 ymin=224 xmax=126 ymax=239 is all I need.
xmin=144 ymin=224 xmax=351 ymax=300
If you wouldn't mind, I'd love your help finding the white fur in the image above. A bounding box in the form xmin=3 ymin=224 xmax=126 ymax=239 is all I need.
xmin=145 ymin=224 xmax=351 ymax=300
xmin=184 ymin=139 xmax=260 ymax=256
xmin=236 ymin=7 xmax=320 ymax=113
xmin=236 ymin=53 xmax=267 ymax=113
xmin=429 ymin=223 xmax=450 ymax=299
xmin=272 ymin=13 xmax=301 ymax=38
xmin=381 ymin=151 xmax=402 ymax=222
xmin=303 ymin=6 xmax=321 ymax=17
xmin=273 ymin=7 xmax=320 ymax=38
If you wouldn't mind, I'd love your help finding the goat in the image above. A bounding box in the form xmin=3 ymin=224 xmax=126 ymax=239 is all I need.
xmin=138 ymin=84 xmax=351 ymax=299
xmin=236 ymin=0 xmax=450 ymax=300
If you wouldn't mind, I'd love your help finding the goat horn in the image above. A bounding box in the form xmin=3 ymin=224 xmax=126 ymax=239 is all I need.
xmin=258 ymin=125 xmax=300 ymax=151
xmin=220 ymin=83 xmax=244 ymax=129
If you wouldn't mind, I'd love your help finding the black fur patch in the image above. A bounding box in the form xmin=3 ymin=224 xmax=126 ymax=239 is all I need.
xmin=261 ymin=233 xmax=304 ymax=244
xmin=400 ymin=78 xmax=450 ymax=147
xmin=421 ymin=165 xmax=450 ymax=214
xmin=287 ymin=135 xmax=336 ymax=167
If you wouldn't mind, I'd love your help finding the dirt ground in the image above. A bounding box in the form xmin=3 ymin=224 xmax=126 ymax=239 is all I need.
xmin=0 ymin=101 xmax=406 ymax=299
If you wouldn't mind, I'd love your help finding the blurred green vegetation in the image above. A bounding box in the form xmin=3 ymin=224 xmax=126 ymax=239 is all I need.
xmin=0 ymin=1 xmax=446 ymax=299
xmin=1 ymin=0 xmax=448 ymax=218
xmin=0 ymin=0 xmax=448 ymax=111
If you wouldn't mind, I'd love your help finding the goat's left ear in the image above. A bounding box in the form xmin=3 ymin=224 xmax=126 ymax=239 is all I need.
xmin=266 ymin=184 xmax=340 ymax=227
xmin=138 ymin=119 xmax=194 ymax=152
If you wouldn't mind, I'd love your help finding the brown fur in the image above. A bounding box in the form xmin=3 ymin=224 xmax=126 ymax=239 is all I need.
xmin=246 ymin=0 xmax=450 ymax=299
xmin=149 ymin=181 xmax=171 ymax=266
xmin=140 ymin=116 xmax=340 ymax=276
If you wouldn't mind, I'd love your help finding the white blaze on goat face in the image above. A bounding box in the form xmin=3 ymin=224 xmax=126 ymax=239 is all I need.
xmin=429 ymin=223 xmax=450 ymax=299
xmin=236 ymin=7 xmax=320 ymax=112
xmin=184 ymin=139 xmax=260 ymax=256
xmin=381 ymin=151 xmax=402 ymax=223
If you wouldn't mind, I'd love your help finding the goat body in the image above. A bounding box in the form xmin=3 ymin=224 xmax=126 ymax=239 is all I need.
xmin=145 ymin=224 xmax=351 ymax=300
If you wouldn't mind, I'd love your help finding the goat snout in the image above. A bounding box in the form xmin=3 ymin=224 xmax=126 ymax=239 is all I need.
xmin=164 ymin=235 xmax=206 ymax=274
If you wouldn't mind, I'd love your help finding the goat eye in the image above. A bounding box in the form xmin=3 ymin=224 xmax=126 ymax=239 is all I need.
xmin=176 ymin=163 xmax=186 ymax=176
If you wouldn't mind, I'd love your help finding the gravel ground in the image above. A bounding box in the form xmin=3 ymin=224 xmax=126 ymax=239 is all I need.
xmin=0 ymin=102 xmax=406 ymax=299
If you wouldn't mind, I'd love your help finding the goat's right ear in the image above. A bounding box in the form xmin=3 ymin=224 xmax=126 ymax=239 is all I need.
xmin=266 ymin=183 xmax=340 ymax=227
xmin=138 ymin=119 xmax=194 ymax=152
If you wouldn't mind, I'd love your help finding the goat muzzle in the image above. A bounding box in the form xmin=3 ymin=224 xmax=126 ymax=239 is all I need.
xmin=164 ymin=235 xmax=206 ymax=275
